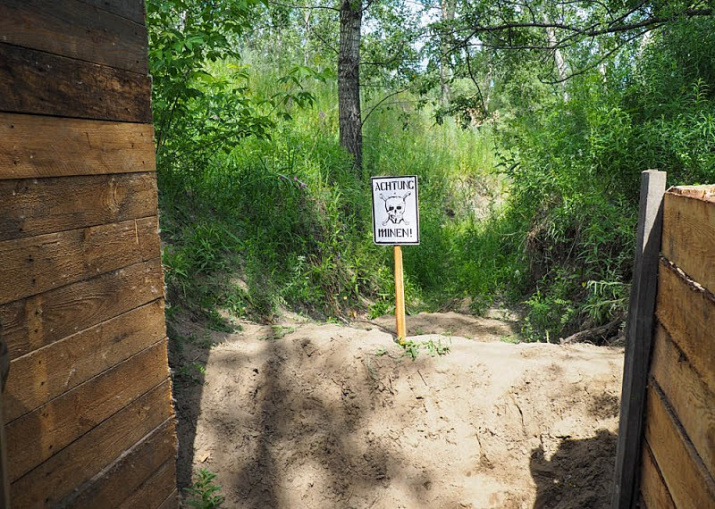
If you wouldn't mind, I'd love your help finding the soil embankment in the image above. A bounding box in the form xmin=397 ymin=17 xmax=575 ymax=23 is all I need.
xmin=173 ymin=312 xmax=624 ymax=508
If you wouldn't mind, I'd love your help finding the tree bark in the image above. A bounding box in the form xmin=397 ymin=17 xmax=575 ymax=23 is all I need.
xmin=439 ymin=0 xmax=455 ymax=108
xmin=338 ymin=0 xmax=363 ymax=172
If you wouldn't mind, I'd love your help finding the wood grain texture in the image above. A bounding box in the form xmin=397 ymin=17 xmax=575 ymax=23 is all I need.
xmin=640 ymin=442 xmax=675 ymax=509
xmin=613 ymin=170 xmax=667 ymax=509
xmin=0 ymin=43 xmax=152 ymax=122
xmin=0 ymin=259 xmax=164 ymax=360
xmin=662 ymin=188 xmax=715 ymax=295
xmin=9 ymin=382 xmax=173 ymax=508
xmin=0 ymin=173 xmax=158 ymax=240
xmin=651 ymin=324 xmax=715 ymax=479
xmin=0 ymin=114 xmax=155 ymax=180
xmin=79 ymin=0 xmax=146 ymax=24
xmin=117 ymin=458 xmax=177 ymax=509
xmin=668 ymin=185 xmax=715 ymax=203
xmin=157 ymin=489 xmax=180 ymax=509
xmin=63 ymin=420 xmax=176 ymax=508
xmin=137 ymin=216 xmax=162 ymax=260
xmin=6 ymin=339 xmax=169 ymax=482
xmin=656 ymin=259 xmax=715 ymax=393
xmin=644 ymin=384 xmax=715 ymax=508
xmin=3 ymin=300 xmax=165 ymax=423
xmin=0 ymin=0 xmax=147 ymax=73
xmin=0 ymin=217 xmax=160 ymax=306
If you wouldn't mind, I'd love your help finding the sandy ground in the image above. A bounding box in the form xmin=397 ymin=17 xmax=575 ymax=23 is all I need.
xmin=171 ymin=312 xmax=624 ymax=509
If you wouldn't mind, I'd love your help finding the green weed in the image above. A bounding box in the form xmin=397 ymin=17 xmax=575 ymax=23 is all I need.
xmin=400 ymin=338 xmax=451 ymax=360
xmin=185 ymin=468 xmax=225 ymax=509
xmin=269 ymin=325 xmax=296 ymax=340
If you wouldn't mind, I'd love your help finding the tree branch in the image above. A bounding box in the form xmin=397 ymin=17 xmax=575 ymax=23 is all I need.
xmin=540 ymin=28 xmax=650 ymax=84
xmin=265 ymin=0 xmax=340 ymax=12
xmin=465 ymin=53 xmax=488 ymax=116
xmin=361 ymin=87 xmax=410 ymax=126
xmin=457 ymin=7 xmax=712 ymax=48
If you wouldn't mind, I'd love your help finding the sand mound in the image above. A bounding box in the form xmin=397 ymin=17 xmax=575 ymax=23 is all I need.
xmin=172 ymin=313 xmax=624 ymax=508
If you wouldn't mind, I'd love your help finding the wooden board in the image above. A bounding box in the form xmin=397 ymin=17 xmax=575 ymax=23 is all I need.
xmin=640 ymin=442 xmax=675 ymax=509
xmin=0 ymin=43 xmax=152 ymax=123
xmin=651 ymin=324 xmax=715 ymax=478
xmin=662 ymin=188 xmax=715 ymax=295
xmin=158 ymin=489 xmax=180 ymax=509
xmin=0 ymin=258 xmax=164 ymax=359
xmin=0 ymin=0 xmax=148 ymax=73
xmin=80 ymin=0 xmax=146 ymax=25
xmin=0 ymin=114 xmax=155 ymax=180
xmin=3 ymin=300 xmax=165 ymax=423
xmin=0 ymin=173 xmax=158 ymax=240
xmin=9 ymin=382 xmax=172 ymax=508
xmin=656 ymin=259 xmax=715 ymax=393
xmin=6 ymin=339 xmax=169 ymax=482
xmin=117 ymin=458 xmax=177 ymax=509
xmin=0 ymin=217 xmax=160 ymax=306
xmin=62 ymin=420 xmax=176 ymax=507
xmin=644 ymin=384 xmax=715 ymax=508
xmin=667 ymin=185 xmax=715 ymax=203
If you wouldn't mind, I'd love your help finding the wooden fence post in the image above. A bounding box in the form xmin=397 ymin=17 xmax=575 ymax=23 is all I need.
xmin=0 ymin=328 xmax=9 ymax=509
xmin=612 ymin=170 xmax=667 ymax=508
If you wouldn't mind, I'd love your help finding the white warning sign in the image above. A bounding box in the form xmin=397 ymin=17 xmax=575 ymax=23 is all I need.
xmin=371 ymin=175 xmax=419 ymax=245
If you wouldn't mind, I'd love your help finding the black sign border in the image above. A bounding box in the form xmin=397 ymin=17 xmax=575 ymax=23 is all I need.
xmin=371 ymin=175 xmax=420 ymax=246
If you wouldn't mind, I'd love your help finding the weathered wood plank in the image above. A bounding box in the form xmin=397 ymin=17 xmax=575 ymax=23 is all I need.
xmin=0 ymin=173 xmax=158 ymax=240
xmin=157 ymin=489 xmax=180 ymax=509
xmin=0 ymin=0 xmax=147 ymax=73
xmin=0 ymin=114 xmax=154 ymax=181
xmin=137 ymin=216 xmax=162 ymax=260
xmin=3 ymin=300 xmax=165 ymax=423
xmin=9 ymin=382 xmax=172 ymax=508
xmin=0 ymin=378 xmax=9 ymax=509
xmin=644 ymin=384 xmax=715 ymax=508
xmin=662 ymin=187 xmax=715 ymax=295
xmin=0 ymin=43 xmax=152 ymax=123
xmin=63 ymin=420 xmax=176 ymax=508
xmin=651 ymin=324 xmax=715 ymax=479
xmin=667 ymin=185 xmax=715 ymax=202
xmin=79 ymin=0 xmax=146 ymax=24
xmin=6 ymin=339 xmax=169 ymax=482
xmin=613 ymin=170 xmax=667 ymax=509
xmin=0 ymin=259 xmax=164 ymax=359
xmin=656 ymin=259 xmax=715 ymax=393
xmin=117 ymin=458 xmax=177 ymax=509
xmin=0 ymin=217 xmax=160 ymax=306
xmin=640 ymin=442 xmax=675 ymax=509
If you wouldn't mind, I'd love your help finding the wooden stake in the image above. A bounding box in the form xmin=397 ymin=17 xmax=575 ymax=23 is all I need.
xmin=394 ymin=245 xmax=406 ymax=344
xmin=612 ymin=170 xmax=667 ymax=509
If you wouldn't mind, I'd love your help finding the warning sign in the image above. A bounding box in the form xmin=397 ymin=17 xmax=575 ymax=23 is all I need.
xmin=371 ymin=175 xmax=419 ymax=245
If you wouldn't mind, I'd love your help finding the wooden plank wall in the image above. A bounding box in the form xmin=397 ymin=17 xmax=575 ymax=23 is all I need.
xmin=639 ymin=186 xmax=715 ymax=507
xmin=0 ymin=1 xmax=178 ymax=507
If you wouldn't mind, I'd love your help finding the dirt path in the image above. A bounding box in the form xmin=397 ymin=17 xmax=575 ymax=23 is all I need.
xmin=171 ymin=312 xmax=624 ymax=508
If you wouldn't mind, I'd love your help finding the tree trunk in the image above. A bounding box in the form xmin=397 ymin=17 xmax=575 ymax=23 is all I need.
xmin=439 ymin=0 xmax=455 ymax=108
xmin=338 ymin=0 xmax=363 ymax=173
xmin=544 ymin=15 xmax=568 ymax=101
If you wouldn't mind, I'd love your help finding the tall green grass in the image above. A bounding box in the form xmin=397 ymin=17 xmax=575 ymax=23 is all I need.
xmin=158 ymin=76 xmax=515 ymax=322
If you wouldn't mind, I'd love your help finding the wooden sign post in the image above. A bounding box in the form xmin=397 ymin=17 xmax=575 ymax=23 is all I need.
xmin=394 ymin=245 xmax=406 ymax=342
xmin=371 ymin=176 xmax=419 ymax=344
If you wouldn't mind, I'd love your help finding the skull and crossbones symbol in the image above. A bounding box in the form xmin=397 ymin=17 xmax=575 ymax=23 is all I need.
xmin=380 ymin=191 xmax=411 ymax=225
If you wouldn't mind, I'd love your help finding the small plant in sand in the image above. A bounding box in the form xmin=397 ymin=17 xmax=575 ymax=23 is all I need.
xmin=400 ymin=338 xmax=451 ymax=360
xmin=176 ymin=362 xmax=206 ymax=386
xmin=269 ymin=325 xmax=296 ymax=340
xmin=424 ymin=338 xmax=450 ymax=357
xmin=185 ymin=468 xmax=225 ymax=508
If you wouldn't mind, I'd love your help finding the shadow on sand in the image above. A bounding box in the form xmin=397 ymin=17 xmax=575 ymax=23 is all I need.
xmin=530 ymin=429 xmax=617 ymax=509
